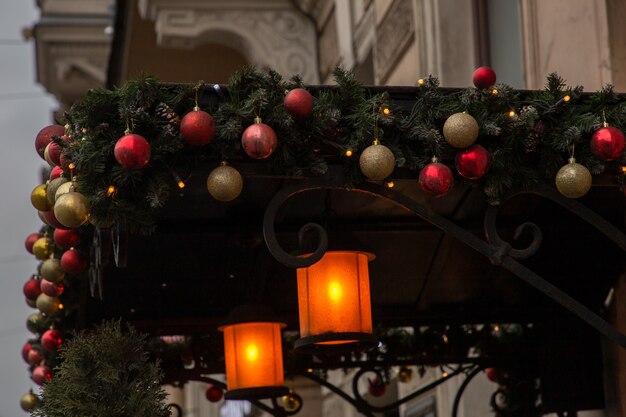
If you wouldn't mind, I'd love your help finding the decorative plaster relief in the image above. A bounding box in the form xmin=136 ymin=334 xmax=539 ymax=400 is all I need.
xmin=375 ymin=0 xmax=415 ymax=83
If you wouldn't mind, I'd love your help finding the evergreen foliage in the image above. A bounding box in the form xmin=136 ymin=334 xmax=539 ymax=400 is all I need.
xmin=57 ymin=67 xmax=626 ymax=233
xmin=34 ymin=321 xmax=170 ymax=417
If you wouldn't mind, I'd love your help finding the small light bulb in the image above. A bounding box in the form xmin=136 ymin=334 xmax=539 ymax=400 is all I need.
xmin=345 ymin=149 xmax=353 ymax=157
xmin=106 ymin=185 xmax=116 ymax=197
xmin=382 ymin=107 xmax=391 ymax=116
xmin=491 ymin=89 xmax=498 ymax=95
xmin=307 ymin=368 xmax=313 ymax=373
xmin=58 ymin=304 xmax=64 ymax=310
xmin=417 ymin=78 xmax=425 ymax=86
xmin=177 ymin=181 xmax=185 ymax=189
xmin=621 ymin=166 xmax=626 ymax=174
xmin=68 ymin=163 xmax=75 ymax=170
xmin=493 ymin=325 xmax=501 ymax=332
xmin=508 ymin=110 xmax=516 ymax=118
xmin=442 ymin=371 xmax=448 ymax=377
xmin=563 ymin=95 xmax=571 ymax=102
xmin=386 ymin=181 xmax=395 ymax=188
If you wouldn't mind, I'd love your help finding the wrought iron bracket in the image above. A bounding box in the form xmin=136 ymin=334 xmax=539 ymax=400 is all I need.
xmin=262 ymin=179 xmax=626 ymax=349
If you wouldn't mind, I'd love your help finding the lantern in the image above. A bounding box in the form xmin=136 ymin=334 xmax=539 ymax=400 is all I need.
xmin=219 ymin=305 xmax=289 ymax=400
xmin=295 ymin=251 xmax=376 ymax=351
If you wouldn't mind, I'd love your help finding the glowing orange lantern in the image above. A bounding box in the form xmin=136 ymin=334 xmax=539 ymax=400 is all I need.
xmin=295 ymin=251 xmax=377 ymax=351
xmin=219 ymin=305 xmax=289 ymax=400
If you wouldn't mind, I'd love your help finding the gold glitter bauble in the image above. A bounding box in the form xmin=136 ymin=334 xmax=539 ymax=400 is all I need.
xmin=359 ymin=142 xmax=396 ymax=181
xmin=281 ymin=394 xmax=301 ymax=411
xmin=36 ymin=294 xmax=60 ymax=315
xmin=54 ymin=191 xmax=91 ymax=228
xmin=443 ymin=112 xmax=479 ymax=148
xmin=33 ymin=237 xmax=53 ymax=260
xmin=31 ymin=184 xmax=52 ymax=211
xmin=555 ymin=158 xmax=592 ymax=198
xmin=398 ymin=366 xmax=413 ymax=383
xmin=207 ymin=164 xmax=243 ymax=202
xmin=20 ymin=392 xmax=40 ymax=412
xmin=41 ymin=258 xmax=65 ymax=283
xmin=55 ymin=181 xmax=72 ymax=201
xmin=47 ymin=177 xmax=68 ymax=205
xmin=26 ymin=312 xmax=44 ymax=333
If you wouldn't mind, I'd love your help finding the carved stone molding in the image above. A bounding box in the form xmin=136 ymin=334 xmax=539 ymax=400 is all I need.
xmin=375 ymin=0 xmax=415 ymax=83
xmin=138 ymin=0 xmax=320 ymax=83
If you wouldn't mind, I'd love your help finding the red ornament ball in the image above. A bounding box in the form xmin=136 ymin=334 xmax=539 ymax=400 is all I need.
xmin=419 ymin=162 xmax=454 ymax=196
xmin=23 ymin=279 xmax=41 ymax=301
xmin=45 ymin=142 xmax=63 ymax=167
xmin=54 ymin=229 xmax=79 ymax=248
xmin=284 ymin=88 xmax=314 ymax=119
xmin=455 ymin=144 xmax=491 ymax=179
xmin=41 ymin=279 xmax=64 ymax=297
xmin=114 ymin=133 xmax=151 ymax=169
xmin=368 ymin=378 xmax=386 ymax=397
xmin=61 ymin=248 xmax=87 ymax=274
xmin=472 ymin=66 xmax=497 ymax=90
xmin=28 ymin=348 xmax=44 ymax=366
xmin=205 ymin=385 xmax=224 ymax=402
xmin=485 ymin=367 xmax=499 ymax=383
xmin=241 ymin=120 xmax=277 ymax=159
xmin=41 ymin=209 xmax=69 ymax=230
xmin=32 ymin=365 xmax=53 ymax=385
xmin=49 ymin=166 xmax=63 ymax=180
xmin=25 ymin=233 xmax=41 ymax=254
xmin=590 ymin=126 xmax=625 ymax=161
xmin=180 ymin=108 xmax=216 ymax=146
xmin=22 ymin=342 xmax=32 ymax=362
xmin=41 ymin=329 xmax=63 ymax=351
xmin=35 ymin=125 xmax=65 ymax=159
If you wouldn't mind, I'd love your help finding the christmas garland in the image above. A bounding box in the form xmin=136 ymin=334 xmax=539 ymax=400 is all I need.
xmin=30 ymin=66 xmax=626 ymax=234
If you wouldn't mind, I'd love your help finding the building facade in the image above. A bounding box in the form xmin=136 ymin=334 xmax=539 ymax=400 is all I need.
xmin=32 ymin=0 xmax=626 ymax=416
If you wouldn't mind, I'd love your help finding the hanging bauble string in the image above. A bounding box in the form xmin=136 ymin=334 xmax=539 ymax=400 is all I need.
xmin=54 ymin=191 xmax=91 ymax=228
xmin=41 ymin=258 xmax=65 ymax=283
xmin=25 ymin=233 xmax=41 ymax=254
xmin=114 ymin=133 xmax=151 ymax=169
xmin=472 ymin=66 xmax=497 ymax=90
xmin=419 ymin=158 xmax=454 ymax=197
xmin=455 ymin=144 xmax=491 ymax=179
xmin=205 ymin=385 xmax=224 ymax=402
xmin=35 ymin=125 xmax=65 ymax=159
xmin=359 ymin=139 xmax=396 ymax=181
xmin=180 ymin=106 xmax=216 ymax=146
xmin=61 ymin=248 xmax=88 ymax=274
xmin=284 ymin=88 xmax=314 ymax=119
xmin=20 ymin=392 xmax=40 ymax=412
xmin=443 ymin=112 xmax=479 ymax=148
xmin=41 ymin=329 xmax=64 ymax=351
xmin=32 ymin=237 xmax=53 ymax=260
xmin=590 ymin=124 xmax=625 ymax=161
xmin=241 ymin=116 xmax=277 ymax=159
xmin=54 ymin=228 xmax=80 ymax=248
xmin=206 ymin=162 xmax=243 ymax=202
xmin=31 ymin=184 xmax=53 ymax=211
xmin=36 ymin=294 xmax=61 ymax=316
xmin=555 ymin=157 xmax=592 ymax=198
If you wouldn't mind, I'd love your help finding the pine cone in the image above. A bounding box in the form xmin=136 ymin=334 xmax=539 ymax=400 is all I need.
xmin=523 ymin=120 xmax=544 ymax=153
xmin=155 ymin=102 xmax=181 ymax=126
